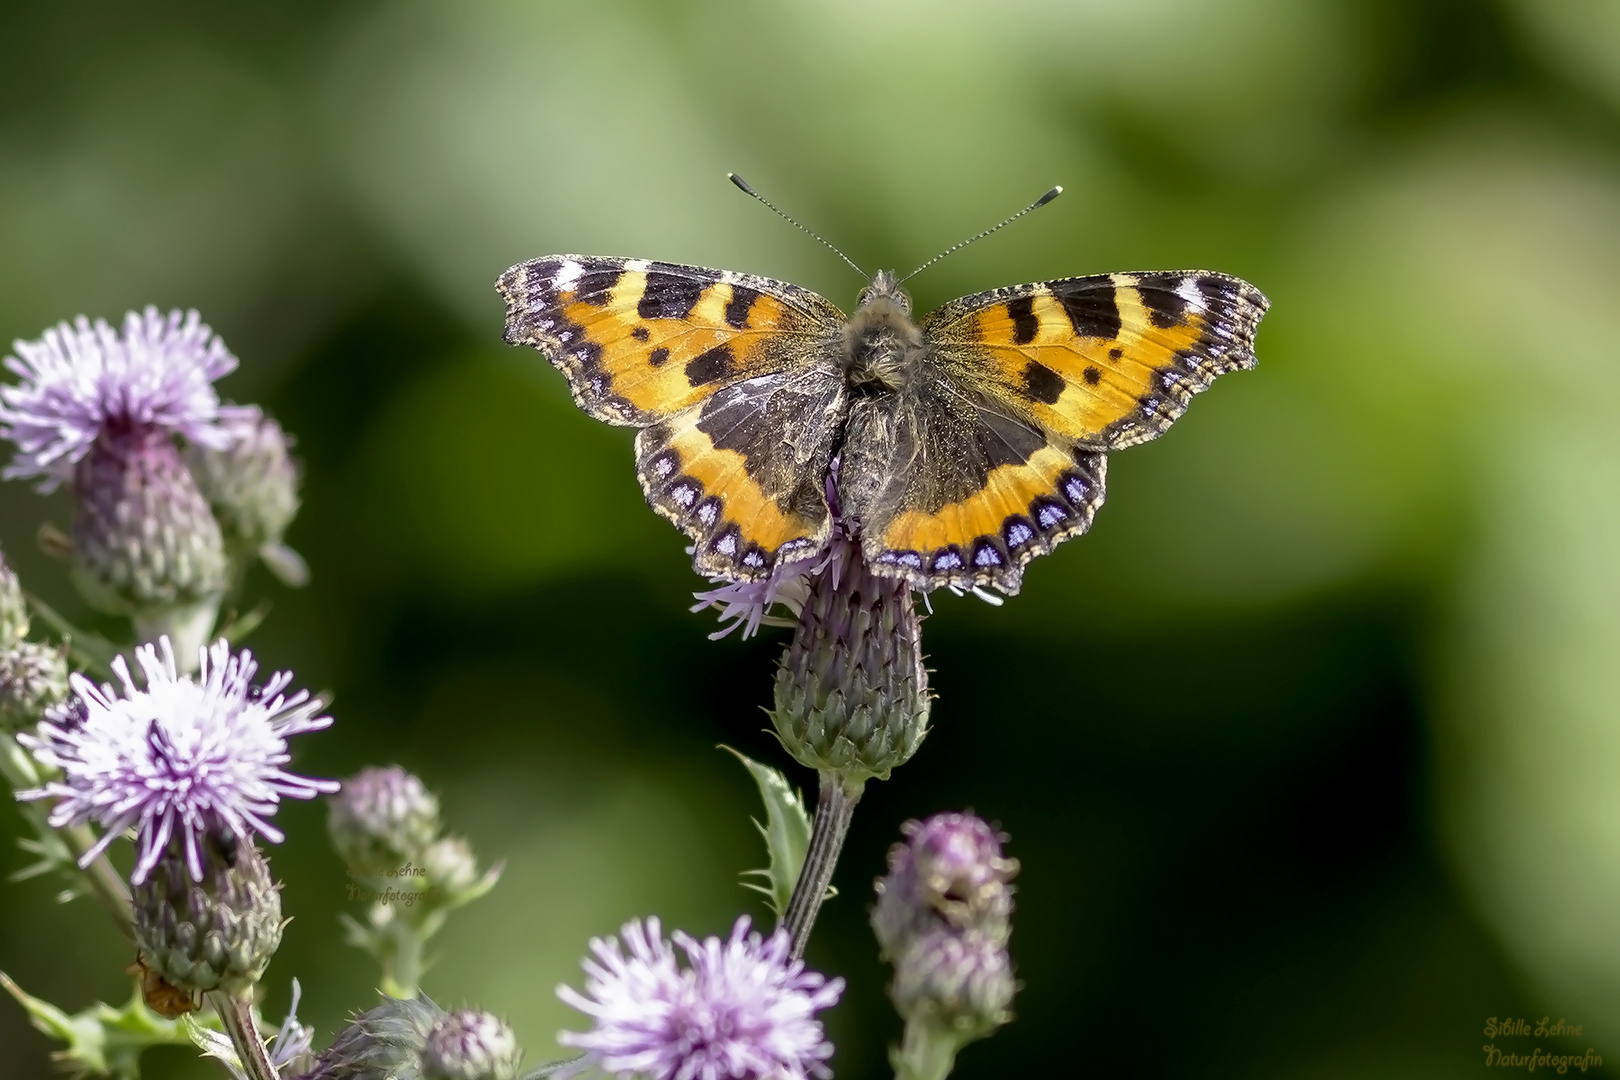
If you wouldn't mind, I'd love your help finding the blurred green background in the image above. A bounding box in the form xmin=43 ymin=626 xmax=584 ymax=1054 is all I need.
xmin=4 ymin=0 xmax=1620 ymax=1076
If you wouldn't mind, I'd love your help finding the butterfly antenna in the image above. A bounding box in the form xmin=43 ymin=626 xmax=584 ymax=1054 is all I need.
xmin=899 ymin=185 xmax=1063 ymax=285
xmin=728 ymin=173 xmax=867 ymax=280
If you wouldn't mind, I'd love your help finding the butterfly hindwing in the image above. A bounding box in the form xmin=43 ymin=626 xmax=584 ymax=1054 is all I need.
xmin=497 ymin=256 xmax=846 ymax=426
xmin=841 ymin=371 xmax=1107 ymax=594
xmin=924 ymin=270 xmax=1267 ymax=450
xmin=637 ymin=368 xmax=847 ymax=580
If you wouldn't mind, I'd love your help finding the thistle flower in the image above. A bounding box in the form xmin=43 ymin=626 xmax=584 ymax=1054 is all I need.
xmin=16 ymin=636 xmax=337 ymax=884
xmin=558 ymin=915 xmax=844 ymax=1080
xmin=0 ymin=308 xmax=248 ymax=659
xmin=0 ymin=308 xmax=240 ymax=487
xmin=328 ymin=765 xmax=442 ymax=876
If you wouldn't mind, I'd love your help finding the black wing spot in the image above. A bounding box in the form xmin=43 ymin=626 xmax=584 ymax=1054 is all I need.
xmin=1138 ymin=281 xmax=1187 ymax=329
xmin=1082 ymin=366 xmax=1101 ymax=385
xmin=573 ymin=269 xmax=623 ymax=306
xmin=724 ymin=285 xmax=760 ymax=329
xmin=1052 ymin=280 xmax=1121 ymax=339
xmin=1019 ymin=361 xmax=1065 ymax=405
xmin=1108 ymin=347 xmax=1123 ymax=360
xmin=638 ymin=270 xmax=706 ymax=320
xmin=631 ymin=327 xmax=650 ymax=341
xmin=1007 ymin=295 xmax=1039 ymax=345
xmin=649 ymin=347 xmax=671 ymax=367
xmin=685 ymin=343 xmax=735 ymax=387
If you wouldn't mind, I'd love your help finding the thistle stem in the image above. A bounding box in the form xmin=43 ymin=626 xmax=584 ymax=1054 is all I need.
xmin=780 ymin=771 xmax=862 ymax=958
xmin=891 ymin=1018 xmax=961 ymax=1080
xmin=212 ymin=991 xmax=276 ymax=1080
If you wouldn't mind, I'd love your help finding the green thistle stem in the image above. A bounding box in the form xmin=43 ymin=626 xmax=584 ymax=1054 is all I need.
xmin=891 ymin=1018 xmax=962 ymax=1080
xmin=212 ymin=991 xmax=276 ymax=1080
xmin=780 ymin=772 xmax=862 ymax=958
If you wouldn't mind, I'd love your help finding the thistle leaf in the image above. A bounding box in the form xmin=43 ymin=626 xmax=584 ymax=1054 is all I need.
xmin=723 ymin=746 xmax=812 ymax=917
xmin=1 ymin=971 xmax=195 ymax=1079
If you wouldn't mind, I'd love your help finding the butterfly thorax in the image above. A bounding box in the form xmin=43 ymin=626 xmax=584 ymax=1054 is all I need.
xmin=842 ymin=270 xmax=925 ymax=393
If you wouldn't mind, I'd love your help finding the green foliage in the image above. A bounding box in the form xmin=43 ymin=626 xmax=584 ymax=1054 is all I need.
xmin=726 ymin=747 xmax=814 ymax=919
xmin=0 ymin=973 xmax=197 ymax=1080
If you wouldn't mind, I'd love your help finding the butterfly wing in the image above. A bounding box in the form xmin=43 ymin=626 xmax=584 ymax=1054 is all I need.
xmin=497 ymin=256 xmax=849 ymax=579
xmin=843 ymin=270 xmax=1266 ymax=593
xmin=923 ymin=270 xmax=1268 ymax=449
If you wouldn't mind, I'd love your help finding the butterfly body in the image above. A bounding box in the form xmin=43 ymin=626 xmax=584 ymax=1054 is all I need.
xmin=498 ymin=255 xmax=1266 ymax=595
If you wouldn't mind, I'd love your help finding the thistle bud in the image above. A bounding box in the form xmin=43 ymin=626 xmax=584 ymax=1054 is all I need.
xmin=185 ymin=406 xmax=307 ymax=588
xmin=72 ymin=424 xmax=226 ymax=660
xmin=0 ymin=552 xmax=29 ymax=648
xmin=303 ymin=995 xmax=446 ymax=1080
xmin=889 ymin=927 xmax=1016 ymax=1039
xmin=421 ymin=835 xmax=479 ymax=898
xmin=769 ymin=536 xmax=930 ymax=785
xmin=874 ymin=812 xmax=1019 ymax=1061
xmin=329 ymin=766 xmax=441 ymax=876
xmin=423 ymin=1009 xmax=523 ymax=1080
xmin=131 ymin=834 xmax=283 ymax=996
xmin=0 ymin=640 xmax=70 ymax=736
xmin=873 ymin=812 xmax=1017 ymax=952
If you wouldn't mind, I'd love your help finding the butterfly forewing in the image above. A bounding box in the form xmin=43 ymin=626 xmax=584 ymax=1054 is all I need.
xmin=923 ymin=270 xmax=1267 ymax=450
xmin=497 ymin=256 xmax=846 ymax=426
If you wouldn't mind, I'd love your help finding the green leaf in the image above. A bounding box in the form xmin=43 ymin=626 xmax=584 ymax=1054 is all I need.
xmin=1 ymin=972 xmax=196 ymax=1079
xmin=724 ymin=746 xmax=812 ymax=917
xmin=521 ymin=1054 xmax=587 ymax=1079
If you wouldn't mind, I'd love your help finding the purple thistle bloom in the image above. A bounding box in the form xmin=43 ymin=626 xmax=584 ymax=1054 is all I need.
xmin=16 ymin=636 xmax=337 ymax=884
xmin=0 ymin=307 xmax=244 ymax=489
xmin=558 ymin=915 xmax=844 ymax=1080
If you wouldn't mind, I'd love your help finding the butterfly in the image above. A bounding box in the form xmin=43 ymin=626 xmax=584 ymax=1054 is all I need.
xmin=496 ymin=207 xmax=1266 ymax=595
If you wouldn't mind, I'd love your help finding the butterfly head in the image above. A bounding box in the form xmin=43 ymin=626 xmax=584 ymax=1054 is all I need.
xmin=845 ymin=271 xmax=924 ymax=392
xmin=855 ymin=270 xmax=912 ymax=317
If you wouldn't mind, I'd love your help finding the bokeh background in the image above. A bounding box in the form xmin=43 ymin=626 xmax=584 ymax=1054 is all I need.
xmin=3 ymin=0 xmax=1620 ymax=1076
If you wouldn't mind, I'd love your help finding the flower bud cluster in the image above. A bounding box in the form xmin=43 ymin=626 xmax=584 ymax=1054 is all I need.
xmin=329 ymin=765 xmax=501 ymax=998
xmin=330 ymin=765 xmax=495 ymax=911
xmin=872 ymin=812 xmax=1019 ymax=1043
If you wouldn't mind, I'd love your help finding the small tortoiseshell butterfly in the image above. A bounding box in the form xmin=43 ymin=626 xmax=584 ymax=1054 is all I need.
xmin=497 ymin=181 xmax=1267 ymax=595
